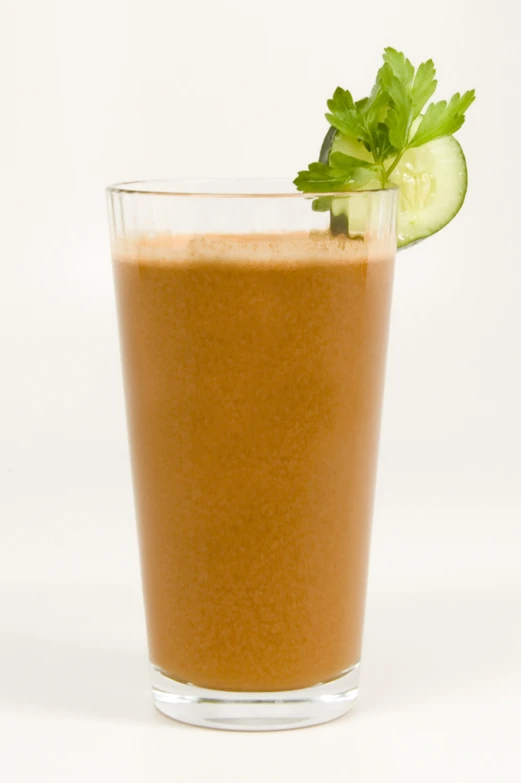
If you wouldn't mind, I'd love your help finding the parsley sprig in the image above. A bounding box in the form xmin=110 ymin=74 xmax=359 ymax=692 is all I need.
xmin=294 ymin=48 xmax=475 ymax=192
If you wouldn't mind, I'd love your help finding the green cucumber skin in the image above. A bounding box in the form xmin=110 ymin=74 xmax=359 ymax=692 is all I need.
xmin=319 ymin=127 xmax=348 ymax=235
xmin=319 ymin=126 xmax=338 ymax=165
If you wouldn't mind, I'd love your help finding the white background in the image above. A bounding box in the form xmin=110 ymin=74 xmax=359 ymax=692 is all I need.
xmin=2 ymin=0 xmax=520 ymax=780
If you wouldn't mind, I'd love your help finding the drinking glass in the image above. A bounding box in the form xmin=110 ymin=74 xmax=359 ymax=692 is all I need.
xmin=107 ymin=179 xmax=397 ymax=730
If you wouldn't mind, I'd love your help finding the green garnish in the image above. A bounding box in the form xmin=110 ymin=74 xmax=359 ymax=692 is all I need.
xmin=294 ymin=48 xmax=475 ymax=192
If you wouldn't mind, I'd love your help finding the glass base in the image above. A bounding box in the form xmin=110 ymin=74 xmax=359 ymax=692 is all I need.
xmin=151 ymin=663 xmax=360 ymax=731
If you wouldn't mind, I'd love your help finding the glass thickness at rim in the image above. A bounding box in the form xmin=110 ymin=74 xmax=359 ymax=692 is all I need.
xmin=106 ymin=177 xmax=398 ymax=199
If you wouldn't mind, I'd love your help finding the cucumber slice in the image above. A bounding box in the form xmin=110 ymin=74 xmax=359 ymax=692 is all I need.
xmin=321 ymin=130 xmax=468 ymax=248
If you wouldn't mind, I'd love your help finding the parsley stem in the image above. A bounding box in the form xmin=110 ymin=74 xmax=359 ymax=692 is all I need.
xmin=383 ymin=148 xmax=408 ymax=185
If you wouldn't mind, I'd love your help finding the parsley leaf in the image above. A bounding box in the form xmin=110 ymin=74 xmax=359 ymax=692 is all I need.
xmin=409 ymin=90 xmax=476 ymax=147
xmin=294 ymin=153 xmax=376 ymax=193
xmin=327 ymin=87 xmax=355 ymax=115
xmin=329 ymin=152 xmax=376 ymax=172
xmin=372 ymin=122 xmax=396 ymax=160
xmin=326 ymin=83 xmax=394 ymax=165
xmin=411 ymin=59 xmax=437 ymax=118
xmin=382 ymin=47 xmax=414 ymax=89
xmin=379 ymin=51 xmax=438 ymax=148
xmin=326 ymin=88 xmax=372 ymax=149
xmin=379 ymin=64 xmax=413 ymax=150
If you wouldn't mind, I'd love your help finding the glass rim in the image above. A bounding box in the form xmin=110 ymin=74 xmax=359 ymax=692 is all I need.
xmin=106 ymin=178 xmax=398 ymax=199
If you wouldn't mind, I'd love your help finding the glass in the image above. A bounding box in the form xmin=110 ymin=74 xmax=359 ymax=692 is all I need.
xmin=107 ymin=179 xmax=398 ymax=730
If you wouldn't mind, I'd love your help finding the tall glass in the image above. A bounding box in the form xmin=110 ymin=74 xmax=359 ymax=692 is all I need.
xmin=107 ymin=180 xmax=397 ymax=730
